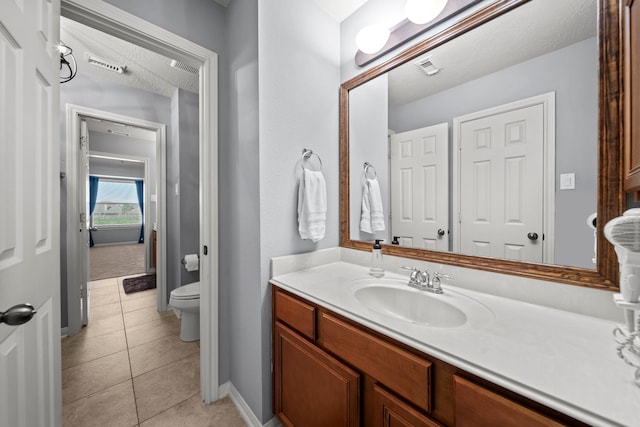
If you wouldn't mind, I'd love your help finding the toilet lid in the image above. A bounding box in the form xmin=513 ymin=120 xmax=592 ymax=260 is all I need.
xmin=171 ymin=282 xmax=200 ymax=300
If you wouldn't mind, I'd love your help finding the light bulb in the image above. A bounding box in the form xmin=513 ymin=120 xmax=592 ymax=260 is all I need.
xmin=405 ymin=0 xmax=448 ymax=25
xmin=356 ymin=24 xmax=390 ymax=54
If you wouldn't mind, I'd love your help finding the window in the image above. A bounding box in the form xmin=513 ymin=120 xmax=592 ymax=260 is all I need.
xmin=92 ymin=179 xmax=141 ymax=226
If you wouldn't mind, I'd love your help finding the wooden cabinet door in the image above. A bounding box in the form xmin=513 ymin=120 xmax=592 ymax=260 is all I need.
xmin=625 ymin=0 xmax=640 ymax=192
xmin=454 ymin=376 xmax=564 ymax=427
xmin=273 ymin=322 xmax=360 ymax=427
xmin=373 ymin=384 xmax=442 ymax=427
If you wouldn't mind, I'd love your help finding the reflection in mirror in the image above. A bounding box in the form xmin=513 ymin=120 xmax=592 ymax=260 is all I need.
xmin=348 ymin=0 xmax=597 ymax=269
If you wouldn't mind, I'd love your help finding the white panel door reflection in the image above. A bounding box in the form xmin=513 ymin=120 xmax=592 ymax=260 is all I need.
xmin=390 ymin=123 xmax=449 ymax=251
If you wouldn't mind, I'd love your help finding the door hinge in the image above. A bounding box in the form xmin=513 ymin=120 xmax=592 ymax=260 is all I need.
xmin=80 ymin=135 xmax=87 ymax=148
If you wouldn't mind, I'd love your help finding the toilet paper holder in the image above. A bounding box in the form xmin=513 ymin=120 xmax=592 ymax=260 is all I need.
xmin=181 ymin=256 xmax=197 ymax=265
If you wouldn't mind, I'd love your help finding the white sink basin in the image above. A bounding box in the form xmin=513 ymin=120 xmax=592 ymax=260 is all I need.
xmin=352 ymin=279 xmax=494 ymax=329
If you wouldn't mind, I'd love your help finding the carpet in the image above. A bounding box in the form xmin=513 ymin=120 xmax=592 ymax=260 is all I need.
xmin=90 ymin=243 xmax=145 ymax=281
xmin=122 ymin=274 xmax=157 ymax=294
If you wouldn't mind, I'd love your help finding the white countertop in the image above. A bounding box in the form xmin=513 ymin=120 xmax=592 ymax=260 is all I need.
xmin=271 ymin=260 xmax=640 ymax=427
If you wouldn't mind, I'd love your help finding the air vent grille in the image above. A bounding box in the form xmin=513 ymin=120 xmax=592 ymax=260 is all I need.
xmin=87 ymin=55 xmax=127 ymax=74
xmin=414 ymin=57 xmax=441 ymax=76
xmin=170 ymin=59 xmax=199 ymax=75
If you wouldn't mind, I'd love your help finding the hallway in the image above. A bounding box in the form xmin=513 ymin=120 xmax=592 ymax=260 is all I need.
xmin=61 ymin=275 xmax=245 ymax=426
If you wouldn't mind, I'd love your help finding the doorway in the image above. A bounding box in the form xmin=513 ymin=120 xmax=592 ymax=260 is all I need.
xmin=62 ymin=0 xmax=220 ymax=403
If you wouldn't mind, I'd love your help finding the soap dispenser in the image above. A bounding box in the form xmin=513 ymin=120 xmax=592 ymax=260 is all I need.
xmin=369 ymin=239 xmax=385 ymax=278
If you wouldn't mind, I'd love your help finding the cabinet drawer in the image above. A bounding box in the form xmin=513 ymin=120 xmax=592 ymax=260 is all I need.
xmin=274 ymin=289 xmax=316 ymax=340
xmin=373 ymin=384 xmax=442 ymax=427
xmin=454 ymin=376 xmax=564 ymax=427
xmin=318 ymin=312 xmax=432 ymax=412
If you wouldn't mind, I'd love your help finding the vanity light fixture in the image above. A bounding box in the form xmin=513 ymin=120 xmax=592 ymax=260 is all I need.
xmin=405 ymin=0 xmax=449 ymax=24
xmin=355 ymin=0 xmax=481 ymax=67
xmin=355 ymin=24 xmax=391 ymax=55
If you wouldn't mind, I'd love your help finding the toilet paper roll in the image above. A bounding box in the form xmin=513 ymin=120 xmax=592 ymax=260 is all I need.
xmin=184 ymin=254 xmax=199 ymax=272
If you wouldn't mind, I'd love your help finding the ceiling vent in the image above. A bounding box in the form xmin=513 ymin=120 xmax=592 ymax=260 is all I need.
xmin=170 ymin=59 xmax=199 ymax=75
xmin=86 ymin=54 xmax=127 ymax=74
xmin=414 ymin=57 xmax=441 ymax=76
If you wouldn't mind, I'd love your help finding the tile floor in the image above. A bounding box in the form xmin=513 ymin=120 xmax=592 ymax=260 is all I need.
xmin=61 ymin=275 xmax=247 ymax=427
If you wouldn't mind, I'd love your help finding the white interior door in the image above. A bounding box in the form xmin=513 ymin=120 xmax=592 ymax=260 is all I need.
xmin=456 ymin=104 xmax=544 ymax=262
xmin=0 ymin=0 xmax=62 ymax=426
xmin=79 ymin=119 xmax=90 ymax=326
xmin=390 ymin=123 xmax=449 ymax=250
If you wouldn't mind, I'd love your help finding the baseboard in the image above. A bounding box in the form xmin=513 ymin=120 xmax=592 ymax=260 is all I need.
xmin=92 ymin=241 xmax=140 ymax=247
xmin=226 ymin=382 xmax=282 ymax=427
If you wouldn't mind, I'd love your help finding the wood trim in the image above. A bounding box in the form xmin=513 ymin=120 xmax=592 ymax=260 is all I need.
xmin=624 ymin=0 xmax=640 ymax=191
xmin=339 ymin=0 xmax=623 ymax=290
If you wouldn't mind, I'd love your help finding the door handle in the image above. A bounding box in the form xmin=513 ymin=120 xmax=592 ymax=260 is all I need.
xmin=437 ymin=229 xmax=446 ymax=236
xmin=527 ymin=232 xmax=539 ymax=241
xmin=0 ymin=304 xmax=37 ymax=326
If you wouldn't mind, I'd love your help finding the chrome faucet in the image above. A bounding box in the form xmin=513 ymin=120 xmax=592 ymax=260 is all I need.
xmin=401 ymin=267 xmax=452 ymax=294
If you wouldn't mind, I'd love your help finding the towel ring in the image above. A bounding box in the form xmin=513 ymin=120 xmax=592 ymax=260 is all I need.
xmin=302 ymin=148 xmax=322 ymax=171
xmin=364 ymin=162 xmax=377 ymax=179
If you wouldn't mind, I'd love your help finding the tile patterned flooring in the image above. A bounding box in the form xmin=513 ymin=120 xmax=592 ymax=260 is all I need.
xmin=61 ymin=275 xmax=247 ymax=427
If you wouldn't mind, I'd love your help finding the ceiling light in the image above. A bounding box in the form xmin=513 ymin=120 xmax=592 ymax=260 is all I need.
xmin=355 ymin=24 xmax=391 ymax=55
xmin=405 ymin=0 xmax=448 ymax=25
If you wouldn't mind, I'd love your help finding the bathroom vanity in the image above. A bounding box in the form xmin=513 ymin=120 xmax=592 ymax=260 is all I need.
xmin=270 ymin=257 xmax=640 ymax=427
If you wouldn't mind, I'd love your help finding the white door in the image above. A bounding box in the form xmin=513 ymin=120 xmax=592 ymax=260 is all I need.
xmin=390 ymin=123 xmax=449 ymax=250
xmin=456 ymin=103 xmax=544 ymax=262
xmin=0 ymin=0 xmax=62 ymax=426
xmin=79 ymin=119 xmax=90 ymax=326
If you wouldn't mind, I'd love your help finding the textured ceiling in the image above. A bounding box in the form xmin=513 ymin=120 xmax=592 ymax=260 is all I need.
xmin=388 ymin=0 xmax=597 ymax=106
xmin=60 ymin=17 xmax=199 ymax=98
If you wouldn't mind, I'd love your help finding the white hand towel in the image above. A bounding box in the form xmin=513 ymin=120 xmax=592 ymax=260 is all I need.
xmin=360 ymin=178 xmax=385 ymax=233
xmin=298 ymin=169 xmax=327 ymax=242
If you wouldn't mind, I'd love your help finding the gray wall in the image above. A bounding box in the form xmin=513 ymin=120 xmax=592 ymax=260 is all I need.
xmin=225 ymin=0 xmax=261 ymax=418
xmin=388 ymin=38 xmax=598 ymax=268
xmin=349 ymin=74 xmax=390 ymax=243
xmin=175 ymin=89 xmax=200 ymax=287
xmin=258 ymin=1 xmax=340 ymax=420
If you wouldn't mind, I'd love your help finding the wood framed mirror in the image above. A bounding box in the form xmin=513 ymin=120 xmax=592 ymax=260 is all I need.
xmin=339 ymin=0 xmax=623 ymax=290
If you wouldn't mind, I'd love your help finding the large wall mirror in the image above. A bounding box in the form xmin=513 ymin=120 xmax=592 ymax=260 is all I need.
xmin=340 ymin=0 xmax=623 ymax=290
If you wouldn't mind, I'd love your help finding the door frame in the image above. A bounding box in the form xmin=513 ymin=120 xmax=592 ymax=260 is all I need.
xmin=452 ymin=92 xmax=556 ymax=264
xmin=67 ymin=106 xmax=165 ymax=329
xmin=61 ymin=0 xmax=220 ymax=403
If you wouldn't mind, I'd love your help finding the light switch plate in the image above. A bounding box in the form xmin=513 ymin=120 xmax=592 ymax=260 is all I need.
xmin=560 ymin=173 xmax=575 ymax=190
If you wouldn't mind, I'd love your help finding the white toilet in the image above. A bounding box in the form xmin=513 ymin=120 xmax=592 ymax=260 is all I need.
xmin=169 ymin=282 xmax=200 ymax=342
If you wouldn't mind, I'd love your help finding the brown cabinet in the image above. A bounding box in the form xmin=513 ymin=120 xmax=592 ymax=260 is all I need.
xmin=454 ymin=375 xmax=564 ymax=427
xmin=273 ymin=322 xmax=360 ymax=427
xmin=373 ymin=384 xmax=441 ymax=427
xmin=624 ymin=0 xmax=640 ymax=192
xmin=271 ymin=285 xmax=587 ymax=427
